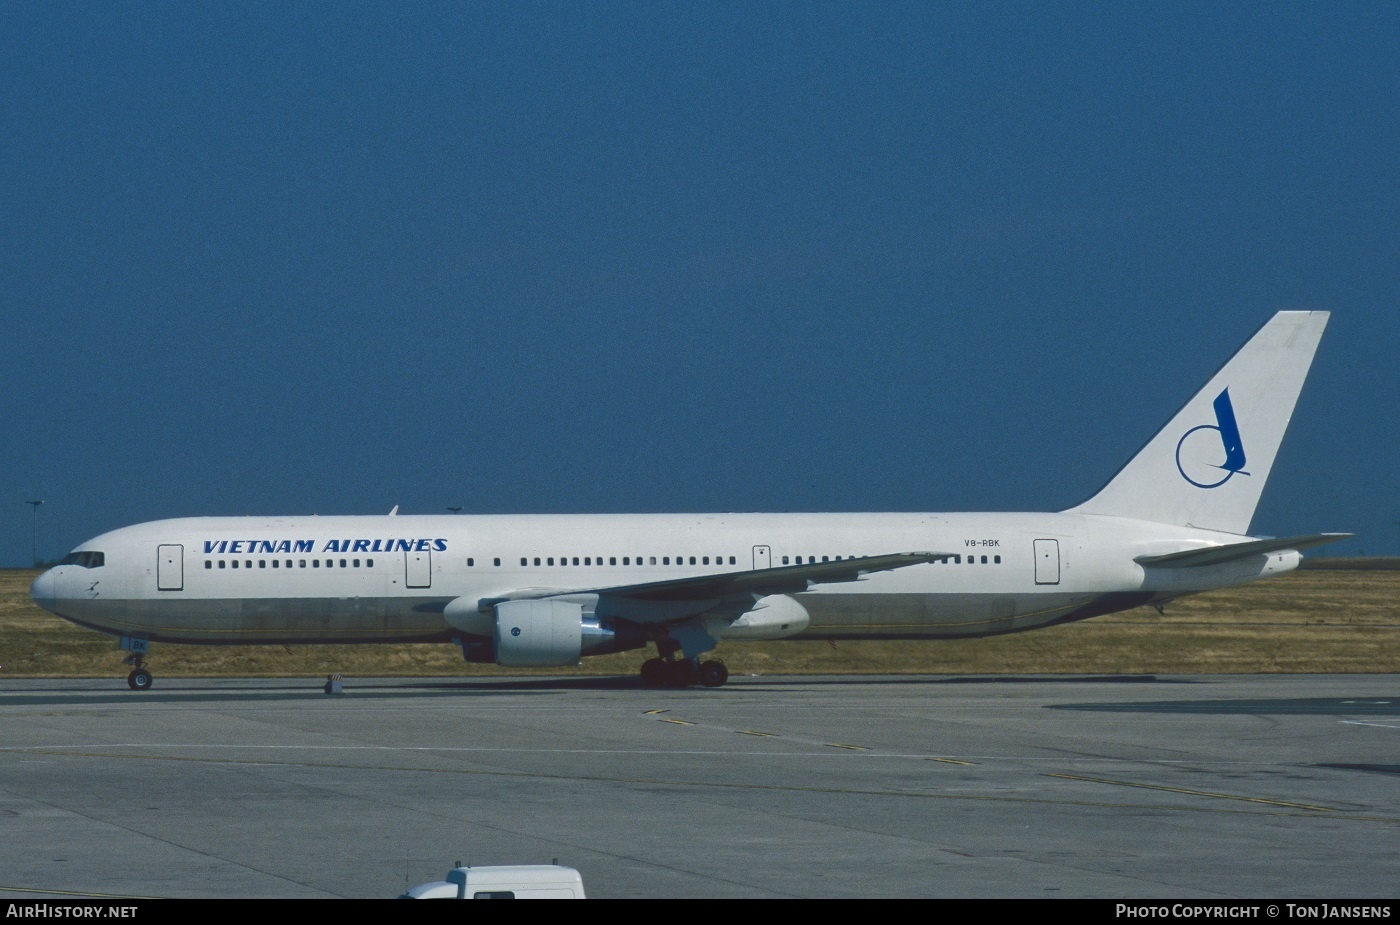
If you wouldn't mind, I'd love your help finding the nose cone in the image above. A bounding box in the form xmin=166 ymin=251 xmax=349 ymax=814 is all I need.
xmin=30 ymin=569 xmax=57 ymax=613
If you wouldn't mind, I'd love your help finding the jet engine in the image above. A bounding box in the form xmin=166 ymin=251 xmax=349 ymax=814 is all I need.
xmin=493 ymin=599 xmax=584 ymax=667
xmin=445 ymin=596 xmax=644 ymax=667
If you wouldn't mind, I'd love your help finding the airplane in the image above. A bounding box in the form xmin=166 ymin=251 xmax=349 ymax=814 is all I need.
xmin=30 ymin=311 xmax=1347 ymax=691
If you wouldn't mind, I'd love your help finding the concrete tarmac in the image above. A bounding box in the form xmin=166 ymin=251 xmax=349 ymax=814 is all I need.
xmin=0 ymin=673 xmax=1396 ymax=899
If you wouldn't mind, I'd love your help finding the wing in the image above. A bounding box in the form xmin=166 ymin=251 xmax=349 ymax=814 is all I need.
xmin=475 ymin=551 xmax=951 ymax=626
xmin=596 ymin=551 xmax=950 ymax=604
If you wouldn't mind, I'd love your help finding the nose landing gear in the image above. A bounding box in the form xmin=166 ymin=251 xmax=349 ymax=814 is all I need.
xmin=121 ymin=636 xmax=153 ymax=691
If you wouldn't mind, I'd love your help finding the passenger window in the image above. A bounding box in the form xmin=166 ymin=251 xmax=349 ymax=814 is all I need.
xmin=782 ymin=556 xmax=790 ymax=564
xmin=995 ymin=555 xmax=1001 ymax=563
xmin=354 ymin=559 xmax=361 ymax=567
xmin=205 ymin=561 xmax=212 ymax=570
xmin=299 ymin=559 xmax=306 ymax=568
xmin=729 ymin=556 xmax=736 ymax=565
xmin=218 ymin=561 xmax=226 ymax=569
xmin=259 ymin=560 xmax=266 ymax=569
xmin=272 ymin=560 xmax=280 ymax=569
xmin=703 ymin=556 xmax=709 ymax=565
xmin=610 ymin=557 xmax=617 ymax=566
xmin=466 ymin=558 xmax=474 ymax=567
xmin=689 ymin=556 xmax=696 ymax=565
xmin=649 ymin=557 xmax=656 ymax=565
xmin=981 ymin=555 xmax=987 ymax=564
xmin=367 ymin=559 xmax=374 ymax=567
xmin=232 ymin=560 xmax=239 ymax=569
xmin=494 ymin=558 xmax=501 ymax=567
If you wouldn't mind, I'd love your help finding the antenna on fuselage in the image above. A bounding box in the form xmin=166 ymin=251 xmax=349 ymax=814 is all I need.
xmin=388 ymin=505 xmax=399 ymax=516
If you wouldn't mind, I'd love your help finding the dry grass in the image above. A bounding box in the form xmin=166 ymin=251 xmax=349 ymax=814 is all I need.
xmin=2 ymin=567 xmax=1396 ymax=679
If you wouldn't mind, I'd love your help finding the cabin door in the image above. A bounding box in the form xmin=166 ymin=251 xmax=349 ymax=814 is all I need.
xmin=752 ymin=545 xmax=771 ymax=570
xmin=157 ymin=544 xmax=184 ymax=591
xmin=405 ymin=549 xmax=432 ymax=588
xmin=1033 ymin=539 xmax=1060 ymax=585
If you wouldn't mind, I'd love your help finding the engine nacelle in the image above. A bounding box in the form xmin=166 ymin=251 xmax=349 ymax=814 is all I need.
xmin=493 ymin=599 xmax=585 ymax=667
xmin=449 ymin=595 xmax=648 ymax=666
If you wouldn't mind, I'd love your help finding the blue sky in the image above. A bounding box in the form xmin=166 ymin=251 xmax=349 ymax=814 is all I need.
xmin=3 ymin=2 xmax=1397 ymax=565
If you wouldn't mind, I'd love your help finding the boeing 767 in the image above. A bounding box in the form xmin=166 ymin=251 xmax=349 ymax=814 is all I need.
xmin=31 ymin=311 xmax=1345 ymax=689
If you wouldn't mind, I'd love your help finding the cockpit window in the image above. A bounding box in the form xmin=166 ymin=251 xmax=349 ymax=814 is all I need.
xmin=59 ymin=551 xmax=105 ymax=568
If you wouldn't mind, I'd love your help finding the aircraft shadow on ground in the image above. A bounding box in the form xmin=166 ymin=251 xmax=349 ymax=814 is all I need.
xmin=1050 ymin=697 xmax=1400 ymax=716
xmin=0 ymin=672 xmax=1199 ymax=707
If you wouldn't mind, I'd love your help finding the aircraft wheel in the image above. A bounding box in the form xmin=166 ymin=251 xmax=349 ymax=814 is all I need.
xmin=127 ymin=669 xmax=153 ymax=691
xmin=665 ymin=659 xmax=698 ymax=688
xmin=698 ymin=660 xmax=729 ymax=688
xmin=640 ymin=658 xmax=668 ymax=688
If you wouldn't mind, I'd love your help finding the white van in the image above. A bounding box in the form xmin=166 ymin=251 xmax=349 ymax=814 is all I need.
xmin=399 ymin=864 xmax=586 ymax=899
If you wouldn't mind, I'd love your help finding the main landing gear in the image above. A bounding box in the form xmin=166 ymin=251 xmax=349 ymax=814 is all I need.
xmin=640 ymin=635 xmax=728 ymax=688
xmin=639 ymin=652 xmax=729 ymax=688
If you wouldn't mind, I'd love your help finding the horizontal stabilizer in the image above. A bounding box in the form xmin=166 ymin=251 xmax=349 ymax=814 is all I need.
xmin=1134 ymin=533 xmax=1353 ymax=568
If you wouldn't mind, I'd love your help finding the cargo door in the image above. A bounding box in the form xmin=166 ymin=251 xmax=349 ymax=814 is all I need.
xmin=405 ymin=549 xmax=432 ymax=588
xmin=157 ymin=544 xmax=184 ymax=591
xmin=1033 ymin=539 xmax=1060 ymax=585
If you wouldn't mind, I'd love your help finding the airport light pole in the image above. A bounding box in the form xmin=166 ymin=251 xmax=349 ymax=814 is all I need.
xmin=26 ymin=500 xmax=44 ymax=568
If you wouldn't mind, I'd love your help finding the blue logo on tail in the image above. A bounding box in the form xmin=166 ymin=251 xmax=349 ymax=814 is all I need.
xmin=1175 ymin=388 xmax=1249 ymax=489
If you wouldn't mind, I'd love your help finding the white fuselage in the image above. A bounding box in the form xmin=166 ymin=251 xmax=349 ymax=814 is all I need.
xmin=27 ymin=312 xmax=1332 ymax=687
xmin=30 ymin=511 xmax=1298 ymax=646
